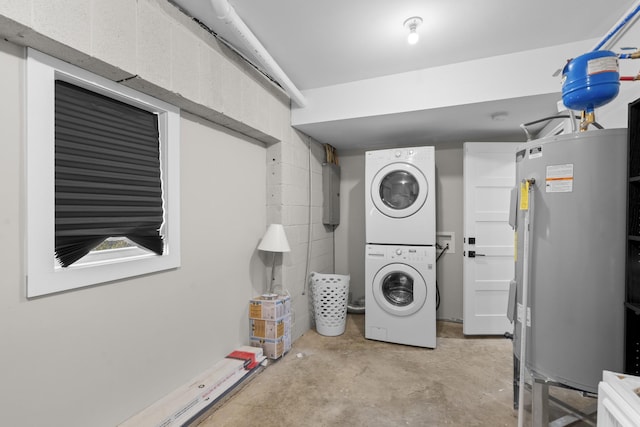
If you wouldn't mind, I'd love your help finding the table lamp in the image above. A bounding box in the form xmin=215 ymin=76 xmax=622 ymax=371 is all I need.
xmin=257 ymin=224 xmax=291 ymax=296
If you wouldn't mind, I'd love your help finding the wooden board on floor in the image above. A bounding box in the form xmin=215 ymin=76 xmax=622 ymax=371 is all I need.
xmin=119 ymin=346 xmax=264 ymax=427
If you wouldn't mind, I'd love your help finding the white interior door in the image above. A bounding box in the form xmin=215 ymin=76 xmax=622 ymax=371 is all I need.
xmin=463 ymin=142 xmax=519 ymax=335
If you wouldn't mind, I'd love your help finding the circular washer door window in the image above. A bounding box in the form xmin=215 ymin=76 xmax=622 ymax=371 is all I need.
xmin=372 ymin=263 xmax=427 ymax=317
xmin=371 ymin=163 xmax=428 ymax=218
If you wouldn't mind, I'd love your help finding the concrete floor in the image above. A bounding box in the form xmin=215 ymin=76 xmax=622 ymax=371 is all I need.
xmin=195 ymin=315 xmax=596 ymax=426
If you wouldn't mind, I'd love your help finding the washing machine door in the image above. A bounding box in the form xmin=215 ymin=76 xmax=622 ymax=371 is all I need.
xmin=371 ymin=163 xmax=428 ymax=218
xmin=372 ymin=263 xmax=427 ymax=316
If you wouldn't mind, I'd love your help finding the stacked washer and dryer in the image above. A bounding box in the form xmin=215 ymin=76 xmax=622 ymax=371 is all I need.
xmin=364 ymin=146 xmax=437 ymax=348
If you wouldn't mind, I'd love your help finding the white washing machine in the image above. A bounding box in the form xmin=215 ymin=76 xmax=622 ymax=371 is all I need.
xmin=365 ymin=146 xmax=436 ymax=245
xmin=365 ymin=244 xmax=436 ymax=348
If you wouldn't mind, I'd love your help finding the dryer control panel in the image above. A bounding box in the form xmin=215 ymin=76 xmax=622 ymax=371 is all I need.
xmin=366 ymin=146 xmax=432 ymax=164
xmin=366 ymin=245 xmax=431 ymax=263
xmin=390 ymin=247 xmax=427 ymax=262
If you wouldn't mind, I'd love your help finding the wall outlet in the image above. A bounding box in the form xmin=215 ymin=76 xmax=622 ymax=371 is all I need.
xmin=436 ymin=231 xmax=455 ymax=254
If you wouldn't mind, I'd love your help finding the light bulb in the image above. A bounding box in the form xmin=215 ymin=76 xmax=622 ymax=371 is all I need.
xmin=407 ymin=30 xmax=419 ymax=45
xmin=403 ymin=17 xmax=422 ymax=45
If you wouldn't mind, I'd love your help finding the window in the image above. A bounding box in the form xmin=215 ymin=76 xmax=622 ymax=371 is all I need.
xmin=26 ymin=49 xmax=181 ymax=297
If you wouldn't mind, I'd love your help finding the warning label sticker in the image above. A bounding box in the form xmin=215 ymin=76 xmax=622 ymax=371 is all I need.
xmin=587 ymin=56 xmax=618 ymax=75
xmin=528 ymin=146 xmax=542 ymax=159
xmin=546 ymin=164 xmax=573 ymax=193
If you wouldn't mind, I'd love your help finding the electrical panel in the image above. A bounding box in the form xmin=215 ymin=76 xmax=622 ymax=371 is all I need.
xmin=322 ymin=163 xmax=340 ymax=226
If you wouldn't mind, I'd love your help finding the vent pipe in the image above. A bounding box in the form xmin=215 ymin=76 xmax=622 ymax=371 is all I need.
xmin=209 ymin=0 xmax=307 ymax=108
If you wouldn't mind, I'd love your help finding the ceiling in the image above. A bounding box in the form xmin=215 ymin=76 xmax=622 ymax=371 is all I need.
xmin=171 ymin=0 xmax=638 ymax=150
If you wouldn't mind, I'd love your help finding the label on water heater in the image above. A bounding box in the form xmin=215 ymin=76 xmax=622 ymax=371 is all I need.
xmin=546 ymin=163 xmax=574 ymax=193
xmin=516 ymin=303 xmax=531 ymax=327
xmin=528 ymin=146 xmax=542 ymax=159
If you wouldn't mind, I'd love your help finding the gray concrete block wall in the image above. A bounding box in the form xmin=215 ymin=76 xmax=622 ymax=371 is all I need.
xmin=138 ymin=1 xmax=173 ymax=89
xmin=0 ymin=0 xmax=333 ymax=341
xmin=278 ymin=132 xmax=335 ymax=338
xmin=0 ymin=0 xmax=29 ymax=23
xmin=91 ymin=0 xmax=137 ymax=72
xmin=0 ymin=0 xmax=284 ymax=144
xmin=32 ymin=0 xmax=91 ymax=53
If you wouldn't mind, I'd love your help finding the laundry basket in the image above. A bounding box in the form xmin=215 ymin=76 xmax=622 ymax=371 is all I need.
xmin=310 ymin=272 xmax=350 ymax=336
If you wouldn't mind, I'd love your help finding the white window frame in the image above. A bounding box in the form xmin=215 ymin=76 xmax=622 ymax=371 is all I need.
xmin=26 ymin=49 xmax=181 ymax=297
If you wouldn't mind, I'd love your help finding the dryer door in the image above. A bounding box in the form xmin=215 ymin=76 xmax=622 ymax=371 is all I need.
xmin=372 ymin=263 xmax=427 ymax=316
xmin=371 ymin=163 xmax=428 ymax=218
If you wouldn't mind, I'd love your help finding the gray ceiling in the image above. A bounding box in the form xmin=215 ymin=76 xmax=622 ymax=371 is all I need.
xmin=171 ymin=0 xmax=638 ymax=150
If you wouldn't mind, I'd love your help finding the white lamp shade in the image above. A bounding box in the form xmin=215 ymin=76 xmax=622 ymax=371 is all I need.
xmin=257 ymin=224 xmax=291 ymax=252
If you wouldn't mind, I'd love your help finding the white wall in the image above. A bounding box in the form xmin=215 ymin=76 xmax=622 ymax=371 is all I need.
xmin=597 ymin=38 xmax=640 ymax=126
xmin=0 ymin=1 xmax=327 ymax=425
xmin=433 ymin=142 xmax=465 ymax=321
xmin=0 ymin=38 xmax=268 ymax=426
xmin=293 ymin=40 xmax=594 ymax=127
xmin=334 ymin=149 xmax=366 ymax=298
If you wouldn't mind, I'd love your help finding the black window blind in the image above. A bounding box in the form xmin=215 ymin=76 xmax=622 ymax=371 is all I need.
xmin=55 ymin=80 xmax=164 ymax=267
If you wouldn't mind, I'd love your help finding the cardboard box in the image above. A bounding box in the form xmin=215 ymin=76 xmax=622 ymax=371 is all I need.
xmin=250 ymin=314 xmax=291 ymax=339
xmin=249 ymin=295 xmax=291 ymax=320
xmin=250 ymin=333 xmax=292 ymax=360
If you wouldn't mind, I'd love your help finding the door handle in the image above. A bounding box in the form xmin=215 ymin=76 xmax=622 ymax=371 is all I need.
xmin=468 ymin=251 xmax=485 ymax=258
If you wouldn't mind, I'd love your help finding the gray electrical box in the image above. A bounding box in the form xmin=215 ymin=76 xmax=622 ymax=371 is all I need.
xmin=322 ymin=163 xmax=340 ymax=226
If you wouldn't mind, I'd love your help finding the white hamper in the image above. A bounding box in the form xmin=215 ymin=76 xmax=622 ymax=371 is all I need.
xmin=310 ymin=273 xmax=350 ymax=336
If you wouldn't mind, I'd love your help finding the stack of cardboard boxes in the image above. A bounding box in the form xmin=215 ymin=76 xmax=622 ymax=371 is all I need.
xmin=249 ymin=295 xmax=292 ymax=359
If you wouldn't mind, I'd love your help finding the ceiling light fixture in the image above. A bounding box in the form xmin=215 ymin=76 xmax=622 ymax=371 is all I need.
xmin=404 ymin=16 xmax=423 ymax=45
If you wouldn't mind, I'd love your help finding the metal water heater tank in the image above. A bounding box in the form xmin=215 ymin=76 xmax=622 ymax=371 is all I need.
xmin=513 ymin=128 xmax=627 ymax=394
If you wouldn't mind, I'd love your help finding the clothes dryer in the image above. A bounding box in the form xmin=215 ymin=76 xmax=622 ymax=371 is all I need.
xmin=365 ymin=146 xmax=435 ymax=245
xmin=365 ymin=244 xmax=436 ymax=348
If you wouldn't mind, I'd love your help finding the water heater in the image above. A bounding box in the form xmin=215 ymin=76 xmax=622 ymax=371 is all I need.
xmin=513 ymin=128 xmax=627 ymax=393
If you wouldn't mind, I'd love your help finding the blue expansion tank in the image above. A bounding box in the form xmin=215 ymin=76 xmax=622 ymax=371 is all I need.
xmin=561 ymin=50 xmax=620 ymax=112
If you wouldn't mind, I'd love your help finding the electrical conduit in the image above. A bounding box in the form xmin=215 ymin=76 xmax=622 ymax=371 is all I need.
xmin=517 ymin=180 xmax=534 ymax=427
xmin=209 ymin=0 xmax=307 ymax=108
xmin=303 ymin=136 xmax=313 ymax=296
